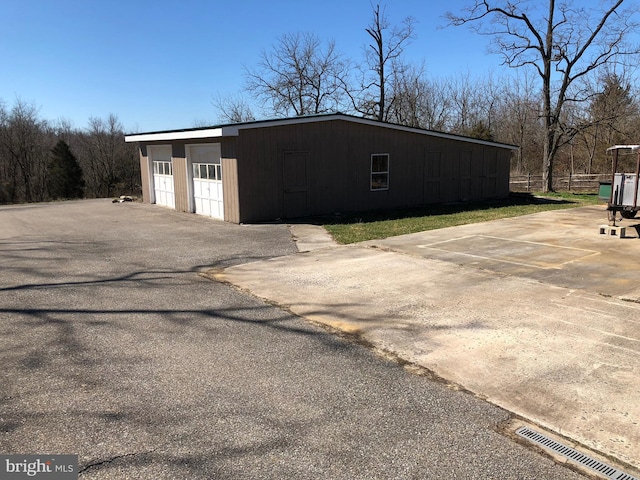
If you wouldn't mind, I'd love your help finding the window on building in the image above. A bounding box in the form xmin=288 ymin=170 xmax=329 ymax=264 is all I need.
xmin=371 ymin=154 xmax=389 ymax=191
xmin=193 ymin=162 xmax=222 ymax=181
xmin=153 ymin=161 xmax=172 ymax=176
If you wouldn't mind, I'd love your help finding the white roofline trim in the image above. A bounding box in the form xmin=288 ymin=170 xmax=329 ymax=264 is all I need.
xmin=606 ymin=144 xmax=640 ymax=152
xmin=125 ymin=127 xmax=228 ymax=142
xmin=125 ymin=113 xmax=518 ymax=150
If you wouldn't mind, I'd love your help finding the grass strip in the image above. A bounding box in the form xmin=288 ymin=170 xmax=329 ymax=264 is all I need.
xmin=321 ymin=192 xmax=603 ymax=244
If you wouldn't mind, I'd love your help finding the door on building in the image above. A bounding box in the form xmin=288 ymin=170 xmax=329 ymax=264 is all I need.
xmin=283 ymin=151 xmax=308 ymax=219
xmin=423 ymin=151 xmax=443 ymax=203
xmin=149 ymin=145 xmax=175 ymax=209
xmin=189 ymin=144 xmax=224 ymax=220
xmin=459 ymin=151 xmax=472 ymax=201
xmin=459 ymin=150 xmax=483 ymax=201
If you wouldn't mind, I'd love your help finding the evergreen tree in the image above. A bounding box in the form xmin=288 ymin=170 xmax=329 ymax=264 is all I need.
xmin=47 ymin=140 xmax=85 ymax=199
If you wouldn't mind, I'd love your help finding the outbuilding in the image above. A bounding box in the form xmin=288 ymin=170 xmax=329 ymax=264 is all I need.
xmin=125 ymin=113 xmax=517 ymax=223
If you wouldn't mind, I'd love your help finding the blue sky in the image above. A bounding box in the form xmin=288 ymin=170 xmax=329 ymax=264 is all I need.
xmin=0 ymin=0 xmax=631 ymax=133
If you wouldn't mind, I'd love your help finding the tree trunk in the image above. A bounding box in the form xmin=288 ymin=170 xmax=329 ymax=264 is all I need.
xmin=542 ymin=120 xmax=562 ymax=193
xmin=542 ymin=142 xmax=553 ymax=193
xmin=377 ymin=34 xmax=385 ymax=121
xmin=540 ymin=1 xmax=554 ymax=193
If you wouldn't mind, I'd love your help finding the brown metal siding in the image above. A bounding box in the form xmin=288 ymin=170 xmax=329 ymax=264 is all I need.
xmin=220 ymin=138 xmax=240 ymax=223
xmin=482 ymin=148 xmax=499 ymax=198
xmin=235 ymin=127 xmax=283 ymax=222
xmin=423 ymin=151 xmax=442 ymax=203
xmin=222 ymin=161 xmax=239 ymax=224
xmin=497 ymin=150 xmax=511 ymax=197
xmin=233 ymin=120 xmax=511 ymax=222
xmin=139 ymin=146 xmax=151 ymax=204
xmin=171 ymin=152 xmax=189 ymax=213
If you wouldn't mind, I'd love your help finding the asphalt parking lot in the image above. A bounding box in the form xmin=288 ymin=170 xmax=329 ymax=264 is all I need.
xmin=1 ymin=199 xmax=592 ymax=479
xmin=220 ymin=205 xmax=640 ymax=474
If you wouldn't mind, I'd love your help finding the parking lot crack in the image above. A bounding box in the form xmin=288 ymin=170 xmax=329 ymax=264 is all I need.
xmin=78 ymin=449 xmax=157 ymax=475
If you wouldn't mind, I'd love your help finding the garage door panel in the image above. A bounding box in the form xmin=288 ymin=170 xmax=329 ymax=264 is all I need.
xmin=211 ymin=182 xmax=223 ymax=200
xmin=190 ymin=144 xmax=223 ymax=220
xmin=193 ymin=180 xmax=203 ymax=198
xmin=149 ymin=146 xmax=175 ymax=210
xmin=196 ymin=196 xmax=210 ymax=217
xmin=153 ymin=170 xmax=174 ymax=209
xmin=194 ymin=178 xmax=223 ymax=218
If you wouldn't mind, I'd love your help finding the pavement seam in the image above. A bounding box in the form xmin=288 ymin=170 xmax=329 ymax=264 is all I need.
xmin=78 ymin=449 xmax=157 ymax=474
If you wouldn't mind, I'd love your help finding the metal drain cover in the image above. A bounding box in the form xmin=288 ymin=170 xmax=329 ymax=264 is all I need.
xmin=516 ymin=427 xmax=638 ymax=480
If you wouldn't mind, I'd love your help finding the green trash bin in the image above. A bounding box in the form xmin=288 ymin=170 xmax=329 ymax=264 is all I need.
xmin=598 ymin=181 xmax=611 ymax=202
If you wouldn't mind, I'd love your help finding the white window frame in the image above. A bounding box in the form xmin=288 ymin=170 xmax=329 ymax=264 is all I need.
xmin=153 ymin=161 xmax=173 ymax=176
xmin=192 ymin=162 xmax=222 ymax=181
xmin=370 ymin=153 xmax=389 ymax=191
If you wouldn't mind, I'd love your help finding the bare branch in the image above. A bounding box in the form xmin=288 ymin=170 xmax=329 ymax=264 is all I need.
xmin=446 ymin=0 xmax=640 ymax=191
xmin=244 ymin=32 xmax=349 ymax=117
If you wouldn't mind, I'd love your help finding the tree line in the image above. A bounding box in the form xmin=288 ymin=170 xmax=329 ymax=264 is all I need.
xmin=3 ymin=1 xmax=637 ymax=204
xmin=216 ymin=1 xmax=640 ymax=192
xmin=0 ymin=99 xmax=139 ymax=204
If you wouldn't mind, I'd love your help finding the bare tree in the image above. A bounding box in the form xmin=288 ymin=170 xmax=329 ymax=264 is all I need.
xmin=446 ymin=73 xmax=493 ymax=136
xmin=53 ymin=118 xmax=76 ymax=145
xmin=77 ymin=114 xmax=138 ymax=198
xmin=388 ymin=69 xmax=484 ymax=133
xmin=352 ymin=3 xmax=415 ymax=121
xmin=0 ymin=99 xmax=51 ymax=203
xmin=385 ymin=63 xmax=427 ymax=127
xmin=245 ymin=32 xmax=348 ymax=117
xmin=415 ymin=77 xmax=453 ymax=131
xmin=576 ymin=70 xmax=640 ymax=173
xmin=447 ymin=0 xmax=640 ymax=192
xmin=0 ymin=101 xmax=18 ymax=203
xmin=212 ymin=93 xmax=256 ymax=123
xmin=492 ymin=71 xmax=544 ymax=174
xmin=0 ymin=98 xmax=140 ymax=203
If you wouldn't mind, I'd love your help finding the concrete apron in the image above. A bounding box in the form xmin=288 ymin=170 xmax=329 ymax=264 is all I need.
xmin=216 ymin=206 xmax=640 ymax=472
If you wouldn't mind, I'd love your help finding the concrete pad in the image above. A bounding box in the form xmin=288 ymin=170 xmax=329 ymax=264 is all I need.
xmin=368 ymin=206 xmax=640 ymax=298
xmin=417 ymin=235 xmax=599 ymax=269
xmin=217 ymin=206 xmax=640 ymax=472
xmin=288 ymin=224 xmax=337 ymax=252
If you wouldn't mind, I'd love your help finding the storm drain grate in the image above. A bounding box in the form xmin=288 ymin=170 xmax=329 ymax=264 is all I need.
xmin=516 ymin=426 xmax=638 ymax=480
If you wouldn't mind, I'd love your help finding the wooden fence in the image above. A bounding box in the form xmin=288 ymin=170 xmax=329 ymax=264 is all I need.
xmin=510 ymin=173 xmax=610 ymax=192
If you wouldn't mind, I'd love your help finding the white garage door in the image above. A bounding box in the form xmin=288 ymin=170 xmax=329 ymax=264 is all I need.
xmin=190 ymin=145 xmax=223 ymax=219
xmin=149 ymin=145 xmax=174 ymax=209
xmin=153 ymin=161 xmax=175 ymax=208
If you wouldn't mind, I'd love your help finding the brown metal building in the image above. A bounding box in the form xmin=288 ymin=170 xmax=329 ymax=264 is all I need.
xmin=125 ymin=113 xmax=517 ymax=223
